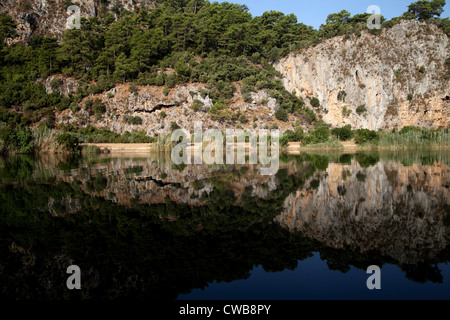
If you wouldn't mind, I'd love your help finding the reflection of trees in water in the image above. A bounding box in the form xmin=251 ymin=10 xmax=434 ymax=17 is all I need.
xmin=401 ymin=264 xmax=443 ymax=284
xmin=0 ymin=151 xmax=449 ymax=299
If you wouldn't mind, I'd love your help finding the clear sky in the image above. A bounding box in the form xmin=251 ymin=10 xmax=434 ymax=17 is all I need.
xmin=217 ymin=0 xmax=450 ymax=29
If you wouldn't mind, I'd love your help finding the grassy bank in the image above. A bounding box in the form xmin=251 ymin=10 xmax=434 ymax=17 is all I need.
xmin=292 ymin=138 xmax=344 ymax=151
xmin=358 ymin=128 xmax=450 ymax=150
xmin=281 ymin=125 xmax=450 ymax=152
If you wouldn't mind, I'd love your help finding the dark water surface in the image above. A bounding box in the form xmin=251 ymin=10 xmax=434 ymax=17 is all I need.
xmin=0 ymin=150 xmax=449 ymax=300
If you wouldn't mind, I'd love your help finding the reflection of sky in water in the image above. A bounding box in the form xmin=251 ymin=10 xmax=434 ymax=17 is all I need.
xmin=179 ymin=253 xmax=450 ymax=300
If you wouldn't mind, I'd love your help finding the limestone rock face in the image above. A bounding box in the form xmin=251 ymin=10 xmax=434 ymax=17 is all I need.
xmin=274 ymin=20 xmax=450 ymax=130
xmin=55 ymin=82 xmax=293 ymax=136
xmin=0 ymin=0 xmax=156 ymax=41
xmin=45 ymin=76 xmax=79 ymax=96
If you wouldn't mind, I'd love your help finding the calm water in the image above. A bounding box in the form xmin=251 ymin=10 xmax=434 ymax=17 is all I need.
xmin=0 ymin=150 xmax=449 ymax=300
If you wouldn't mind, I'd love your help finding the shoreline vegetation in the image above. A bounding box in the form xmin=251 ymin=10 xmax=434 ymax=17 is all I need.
xmin=0 ymin=124 xmax=449 ymax=155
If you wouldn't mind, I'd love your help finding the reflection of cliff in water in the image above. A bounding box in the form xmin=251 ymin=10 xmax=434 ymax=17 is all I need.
xmin=0 ymin=151 xmax=450 ymax=300
xmin=276 ymin=157 xmax=450 ymax=264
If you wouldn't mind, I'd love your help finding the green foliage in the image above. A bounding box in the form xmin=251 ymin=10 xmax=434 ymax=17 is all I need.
xmin=354 ymin=129 xmax=380 ymax=145
xmin=303 ymin=125 xmax=330 ymax=145
xmin=238 ymin=114 xmax=248 ymax=124
xmin=342 ymin=106 xmax=351 ymax=117
xmin=160 ymin=111 xmax=167 ymax=119
xmin=310 ymin=97 xmax=320 ymax=108
xmin=170 ymin=121 xmax=180 ymax=131
xmin=405 ymin=0 xmax=446 ymax=20
xmin=13 ymin=127 xmax=34 ymax=154
xmin=124 ymin=115 xmax=143 ymax=125
xmin=280 ymin=126 xmax=304 ymax=146
xmin=209 ymin=103 xmax=234 ymax=121
xmin=331 ymin=125 xmax=353 ymax=141
xmin=93 ymin=98 xmax=106 ymax=116
xmin=356 ymin=105 xmax=367 ymax=115
xmin=337 ymin=90 xmax=347 ymax=102
xmin=275 ymin=107 xmax=288 ymax=122
xmin=56 ymin=132 xmax=80 ymax=152
xmin=49 ymin=78 xmax=64 ymax=92
xmin=191 ymin=100 xmax=204 ymax=112
xmin=400 ymin=126 xmax=423 ymax=134
xmin=270 ymin=123 xmax=279 ymax=130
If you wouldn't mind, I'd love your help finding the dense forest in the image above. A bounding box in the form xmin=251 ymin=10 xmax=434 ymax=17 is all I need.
xmin=0 ymin=0 xmax=449 ymax=153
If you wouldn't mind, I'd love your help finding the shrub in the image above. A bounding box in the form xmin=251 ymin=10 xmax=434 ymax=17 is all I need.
xmin=302 ymin=125 xmax=330 ymax=145
xmin=354 ymin=129 xmax=379 ymax=144
xmin=85 ymin=99 xmax=93 ymax=110
xmin=275 ymin=107 xmax=288 ymax=122
xmin=356 ymin=105 xmax=367 ymax=115
xmin=163 ymin=86 xmax=170 ymax=96
xmin=239 ymin=114 xmax=248 ymax=124
xmin=93 ymin=98 xmax=106 ymax=115
xmin=342 ymin=105 xmax=351 ymax=117
xmin=88 ymin=84 xmax=102 ymax=95
xmin=419 ymin=66 xmax=426 ymax=74
xmin=310 ymin=97 xmax=320 ymax=108
xmin=209 ymin=103 xmax=233 ymax=121
xmin=129 ymin=83 xmax=139 ymax=94
xmin=69 ymin=102 xmax=80 ymax=114
xmin=337 ymin=91 xmax=347 ymax=102
xmin=400 ymin=126 xmax=422 ymax=135
xmin=160 ymin=111 xmax=167 ymax=119
xmin=56 ymin=132 xmax=80 ymax=152
xmin=280 ymin=127 xmax=304 ymax=146
xmin=301 ymin=107 xmax=317 ymax=123
xmin=170 ymin=122 xmax=180 ymax=131
xmin=191 ymin=100 xmax=204 ymax=112
xmin=243 ymin=92 xmax=252 ymax=103
xmin=14 ymin=127 xmax=35 ymax=154
xmin=124 ymin=115 xmax=143 ymax=125
xmin=331 ymin=125 xmax=353 ymax=141
xmin=49 ymin=78 xmax=64 ymax=92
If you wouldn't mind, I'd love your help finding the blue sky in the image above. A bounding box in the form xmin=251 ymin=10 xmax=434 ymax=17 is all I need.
xmin=217 ymin=0 xmax=450 ymax=29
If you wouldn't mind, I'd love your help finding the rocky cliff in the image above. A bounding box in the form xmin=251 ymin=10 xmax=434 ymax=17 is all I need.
xmin=275 ymin=20 xmax=450 ymax=130
xmin=50 ymin=79 xmax=293 ymax=135
xmin=0 ymin=0 xmax=155 ymax=41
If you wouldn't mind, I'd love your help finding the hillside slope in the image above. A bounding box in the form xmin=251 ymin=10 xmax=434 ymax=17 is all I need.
xmin=0 ymin=0 xmax=155 ymax=41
